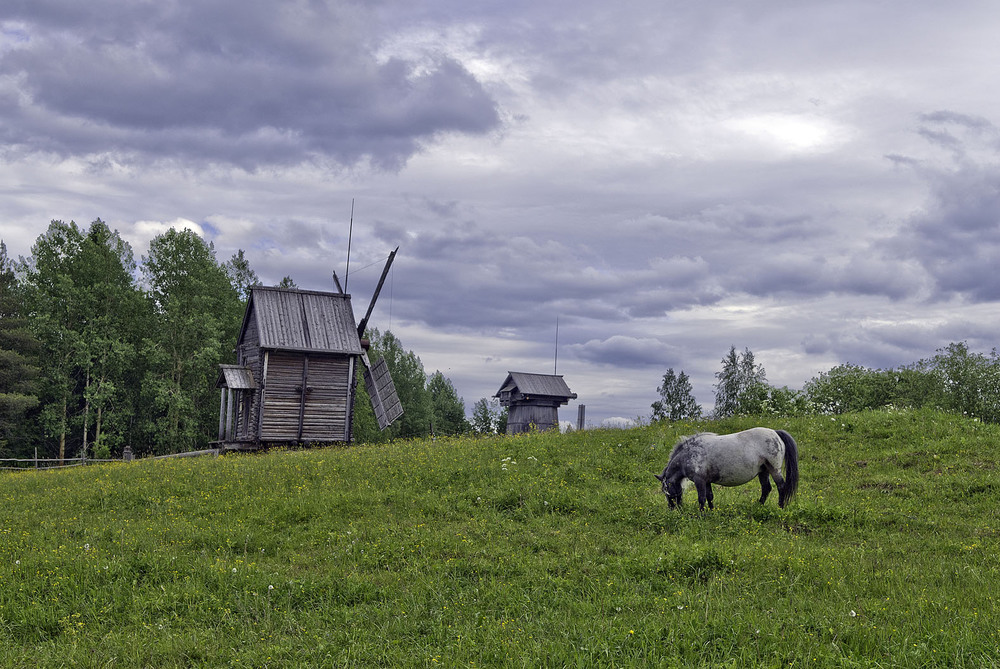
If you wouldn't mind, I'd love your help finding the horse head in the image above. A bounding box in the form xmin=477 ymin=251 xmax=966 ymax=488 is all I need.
xmin=654 ymin=471 xmax=683 ymax=508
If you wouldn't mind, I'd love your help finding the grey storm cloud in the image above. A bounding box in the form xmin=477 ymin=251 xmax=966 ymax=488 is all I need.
xmin=569 ymin=336 xmax=681 ymax=369
xmin=0 ymin=0 xmax=500 ymax=169
xmin=379 ymin=220 xmax=736 ymax=332
xmin=883 ymin=112 xmax=1000 ymax=302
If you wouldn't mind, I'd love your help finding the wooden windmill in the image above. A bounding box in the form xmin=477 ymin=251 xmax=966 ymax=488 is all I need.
xmin=215 ymin=249 xmax=402 ymax=450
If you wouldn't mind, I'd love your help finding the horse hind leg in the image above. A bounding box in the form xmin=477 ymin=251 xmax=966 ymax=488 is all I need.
xmin=757 ymin=471 xmax=772 ymax=505
xmin=764 ymin=462 xmax=789 ymax=508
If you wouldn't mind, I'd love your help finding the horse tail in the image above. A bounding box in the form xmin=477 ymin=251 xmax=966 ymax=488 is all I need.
xmin=776 ymin=430 xmax=799 ymax=501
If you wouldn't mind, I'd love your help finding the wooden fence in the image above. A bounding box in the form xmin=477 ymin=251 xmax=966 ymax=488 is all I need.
xmin=0 ymin=446 xmax=220 ymax=471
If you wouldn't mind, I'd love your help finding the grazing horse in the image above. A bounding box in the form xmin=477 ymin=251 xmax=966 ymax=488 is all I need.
xmin=655 ymin=428 xmax=799 ymax=510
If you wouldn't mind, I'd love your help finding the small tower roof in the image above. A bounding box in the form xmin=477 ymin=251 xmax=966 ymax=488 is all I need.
xmin=495 ymin=371 xmax=577 ymax=401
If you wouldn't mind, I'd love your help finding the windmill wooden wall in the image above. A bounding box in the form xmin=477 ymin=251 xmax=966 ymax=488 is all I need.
xmin=257 ymin=351 xmax=355 ymax=442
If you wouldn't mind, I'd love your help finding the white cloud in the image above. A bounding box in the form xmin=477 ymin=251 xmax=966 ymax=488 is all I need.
xmin=601 ymin=417 xmax=640 ymax=430
xmin=124 ymin=218 xmax=204 ymax=257
xmin=725 ymin=113 xmax=844 ymax=154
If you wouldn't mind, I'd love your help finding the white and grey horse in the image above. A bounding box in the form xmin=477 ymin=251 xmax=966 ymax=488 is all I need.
xmin=655 ymin=428 xmax=799 ymax=510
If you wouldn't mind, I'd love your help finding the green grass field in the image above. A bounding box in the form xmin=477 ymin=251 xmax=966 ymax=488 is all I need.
xmin=2 ymin=409 xmax=998 ymax=667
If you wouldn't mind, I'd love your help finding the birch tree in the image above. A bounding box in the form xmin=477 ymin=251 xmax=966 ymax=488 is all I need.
xmin=22 ymin=221 xmax=87 ymax=461
xmin=76 ymin=222 xmax=148 ymax=457
xmin=713 ymin=345 xmax=767 ymax=418
xmin=21 ymin=220 xmax=147 ymax=459
xmin=651 ymin=368 xmax=702 ymax=422
xmin=141 ymin=228 xmax=241 ymax=453
xmin=427 ymin=370 xmax=469 ymax=435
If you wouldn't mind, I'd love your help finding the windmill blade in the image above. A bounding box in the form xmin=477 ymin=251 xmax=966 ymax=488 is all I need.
xmin=363 ymin=357 xmax=404 ymax=430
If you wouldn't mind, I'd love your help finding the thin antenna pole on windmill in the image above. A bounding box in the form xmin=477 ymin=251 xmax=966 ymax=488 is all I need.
xmin=344 ymin=198 xmax=355 ymax=293
xmin=554 ymin=316 xmax=559 ymax=375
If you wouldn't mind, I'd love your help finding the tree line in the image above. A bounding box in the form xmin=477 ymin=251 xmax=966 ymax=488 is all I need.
xmin=652 ymin=342 xmax=1000 ymax=423
xmin=13 ymin=219 xmax=984 ymax=456
xmin=0 ymin=220 xmax=472 ymax=459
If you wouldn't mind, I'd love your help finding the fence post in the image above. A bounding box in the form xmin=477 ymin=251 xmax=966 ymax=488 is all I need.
xmin=577 ymin=404 xmax=586 ymax=432
xmin=34 ymin=447 xmax=38 ymax=469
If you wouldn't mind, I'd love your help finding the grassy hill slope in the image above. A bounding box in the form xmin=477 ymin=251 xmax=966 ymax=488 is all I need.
xmin=2 ymin=409 xmax=999 ymax=667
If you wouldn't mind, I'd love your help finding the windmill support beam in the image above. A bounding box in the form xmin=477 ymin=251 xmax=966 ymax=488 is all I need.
xmin=226 ymin=389 xmax=235 ymax=440
xmin=218 ymin=388 xmax=227 ymax=441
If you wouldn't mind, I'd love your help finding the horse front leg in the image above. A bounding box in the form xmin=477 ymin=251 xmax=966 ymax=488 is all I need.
xmin=694 ymin=478 xmax=715 ymax=511
xmin=757 ymin=471 xmax=772 ymax=505
xmin=693 ymin=478 xmax=710 ymax=510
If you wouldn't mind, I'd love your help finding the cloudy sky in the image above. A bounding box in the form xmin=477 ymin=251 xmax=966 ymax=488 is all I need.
xmin=3 ymin=1 xmax=999 ymax=426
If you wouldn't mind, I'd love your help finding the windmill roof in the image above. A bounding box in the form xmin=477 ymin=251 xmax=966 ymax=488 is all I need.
xmin=495 ymin=371 xmax=577 ymax=400
xmin=241 ymin=286 xmax=364 ymax=355
xmin=216 ymin=364 xmax=257 ymax=390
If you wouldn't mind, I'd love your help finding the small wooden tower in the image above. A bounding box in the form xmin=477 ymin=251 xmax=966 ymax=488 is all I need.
xmin=494 ymin=371 xmax=577 ymax=434
xmin=215 ymin=254 xmax=403 ymax=450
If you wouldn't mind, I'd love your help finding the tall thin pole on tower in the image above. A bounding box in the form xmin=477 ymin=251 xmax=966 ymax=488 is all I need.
xmin=344 ymin=198 xmax=355 ymax=293
xmin=554 ymin=316 xmax=560 ymax=375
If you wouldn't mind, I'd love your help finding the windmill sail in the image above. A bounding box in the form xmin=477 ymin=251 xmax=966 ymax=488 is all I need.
xmin=355 ymin=247 xmax=402 ymax=431
xmin=363 ymin=356 xmax=404 ymax=430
